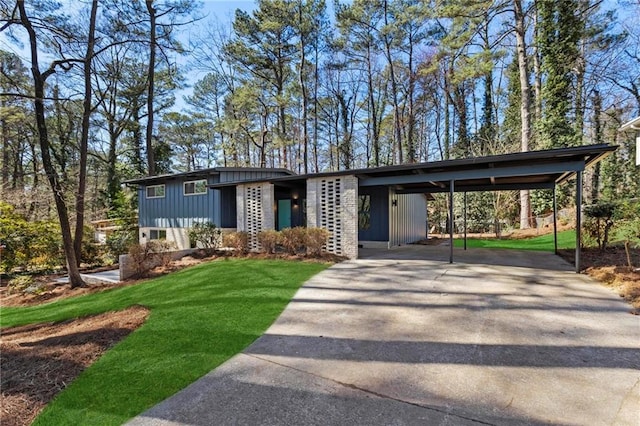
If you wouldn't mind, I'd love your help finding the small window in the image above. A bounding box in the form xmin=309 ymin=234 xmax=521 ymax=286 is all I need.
xmin=184 ymin=179 xmax=207 ymax=196
xmin=149 ymin=229 xmax=166 ymax=240
xmin=358 ymin=195 xmax=371 ymax=230
xmin=146 ymin=184 xmax=165 ymax=199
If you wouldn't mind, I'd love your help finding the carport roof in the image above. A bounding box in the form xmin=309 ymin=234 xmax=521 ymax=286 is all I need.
xmin=209 ymin=144 xmax=616 ymax=193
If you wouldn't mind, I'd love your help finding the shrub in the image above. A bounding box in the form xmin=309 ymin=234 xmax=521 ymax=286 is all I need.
xmin=0 ymin=203 xmax=65 ymax=273
xmin=615 ymin=218 xmax=640 ymax=270
xmin=7 ymin=275 xmax=34 ymax=294
xmin=81 ymin=225 xmax=102 ymax=265
xmin=257 ymin=230 xmax=281 ymax=254
xmin=280 ymin=227 xmax=307 ymax=255
xmin=305 ymin=227 xmax=330 ymax=257
xmin=583 ymin=201 xmax=617 ymax=250
xmin=127 ymin=240 xmax=176 ymax=277
xmin=223 ymin=232 xmax=249 ymax=256
xmin=106 ymin=227 xmax=138 ymax=262
xmin=188 ymin=222 xmax=222 ymax=250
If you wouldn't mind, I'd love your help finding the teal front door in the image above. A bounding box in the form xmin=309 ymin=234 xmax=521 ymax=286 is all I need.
xmin=278 ymin=199 xmax=291 ymax=230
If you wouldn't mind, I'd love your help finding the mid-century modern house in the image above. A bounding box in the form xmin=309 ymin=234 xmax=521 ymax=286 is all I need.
xmin=124 ymin=168 xmax=293 ymax=250
xmin=125 ymin=144 xmax=616 ymax=268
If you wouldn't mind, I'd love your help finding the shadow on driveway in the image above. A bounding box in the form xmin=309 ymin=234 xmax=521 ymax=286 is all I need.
xmin=127 ymin=247 xmax=640 ymax=426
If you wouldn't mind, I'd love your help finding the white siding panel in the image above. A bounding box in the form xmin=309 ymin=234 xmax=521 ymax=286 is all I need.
xmin=389 ymin=189 xmax=427 ymax=246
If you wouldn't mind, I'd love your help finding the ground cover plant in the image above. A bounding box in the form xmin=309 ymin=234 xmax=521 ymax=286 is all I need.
xmin=0 ymin=258 xmax=327 ymax=425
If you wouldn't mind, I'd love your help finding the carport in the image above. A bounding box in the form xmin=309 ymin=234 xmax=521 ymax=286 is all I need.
xmin=356 ymin=144 xmax=616 ymax=272
xmin=210 ymin=144 xmax=615 ymax=268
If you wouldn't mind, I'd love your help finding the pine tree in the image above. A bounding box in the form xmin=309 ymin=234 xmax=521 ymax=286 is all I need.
xmin=536 ymin=0 xmax=582 ymax=148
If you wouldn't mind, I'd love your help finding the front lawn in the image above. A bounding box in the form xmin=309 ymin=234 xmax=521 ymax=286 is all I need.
xmin=453 ymin=229 xmax=576 ymax=251
xmin=1 ymin=258 xmax=327 ymax=425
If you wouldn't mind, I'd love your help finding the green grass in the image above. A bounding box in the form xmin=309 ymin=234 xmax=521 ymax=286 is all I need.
xmin=453 ymin=229 xmax=576 ymax=251
xmin=1 ymin=258 xmax=327 ymax=425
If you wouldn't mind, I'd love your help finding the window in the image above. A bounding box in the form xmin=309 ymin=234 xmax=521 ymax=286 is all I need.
xmin=149 ymin=229 xmax=166 ymax=240
xmin=183 ymin=179 xmax=207 ymax=196
xmin=146 ymin=184 xmax=165 ymax=199
xmin=358 ymin=195 xmax=371 ymax=230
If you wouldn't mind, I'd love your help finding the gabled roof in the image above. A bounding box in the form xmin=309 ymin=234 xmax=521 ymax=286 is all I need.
xmin=209 ymin=144 xmax=617 ymax=194
xmin=122 ymin=167 xmax=294 ymax=186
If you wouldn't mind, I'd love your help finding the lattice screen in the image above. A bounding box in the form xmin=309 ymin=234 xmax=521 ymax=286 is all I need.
xmin=245 ymin=185 xmax=263 ymax=251
xmin=319 ymin=178 xmax=342 ymax=255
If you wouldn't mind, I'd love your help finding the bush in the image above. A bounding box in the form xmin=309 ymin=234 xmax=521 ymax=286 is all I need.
xmin=106 ymin=227 xmax=138 ymax=262
xmin=127 ymin=240 xmax=176 ymax=277
xmin=257 ymin=230 xmax=281 ymax=254
xmin=0 ymin=202 xmax=64 ymax=273
xmin=7 ymin=275 xmax=34 ymax=294
xmin=583 ymin=200 xmax=617 ymax=250
xmin=81 ymin=225 xmax=103 ymax=265
xmin=223 ymin=232 xmax=249 ymax=256
xmin=280 ymin=227 xmax=307 ymax=255
xmin=188 ymin=222 xmax=222 ymax=250
xmin=305 ymin=227 xmax=330 ymax=257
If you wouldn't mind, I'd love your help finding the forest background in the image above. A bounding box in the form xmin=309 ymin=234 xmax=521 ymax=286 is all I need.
xmin=0 ymin=0 xmax=638 ymax=286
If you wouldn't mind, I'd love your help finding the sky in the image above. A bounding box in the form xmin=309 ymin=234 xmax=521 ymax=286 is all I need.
xmin=0 ymin=0 xmax=635 ymax=114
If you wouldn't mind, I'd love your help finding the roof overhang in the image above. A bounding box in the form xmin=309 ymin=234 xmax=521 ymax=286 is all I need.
xmin=207 ymin=144 xmax=617 ymax=194
xmin=123 ymin=167 xmax=294 ymax=186
xmin=355 ymin=144 xmax=616 ymax=194
xmin=620 ymin=116 xmax=640 ymax=132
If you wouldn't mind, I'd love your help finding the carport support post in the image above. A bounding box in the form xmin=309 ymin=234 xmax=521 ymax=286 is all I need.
xmin=575 ymin=171 xmax=582 ymax=273
xmin=449 ymin=180 xmax=454 ymax=263
xmin=463 ymin=192 xmax=467 ymax=250
xmin=553 ymin=184 xmax=558 ymax=255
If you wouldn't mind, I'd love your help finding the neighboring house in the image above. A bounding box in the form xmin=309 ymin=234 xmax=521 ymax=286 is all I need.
xmin=619 ymin=116 xmax=640 ymax=166
xmin=91 ymin=218 xmax=131 ymax=244
xmin=124 ymin=168 xmax=293 ymax=250
xmin=126 ymin=144 xmax=615 ymax=261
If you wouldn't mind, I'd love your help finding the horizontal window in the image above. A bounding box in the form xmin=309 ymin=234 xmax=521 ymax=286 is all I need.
xmin=184 ymin=179 xmax=207 ymax=196
xmin=146 ymin=184 xmax=165 ymax=199
xmin=149 ymin=229 xmax=166 ymax=240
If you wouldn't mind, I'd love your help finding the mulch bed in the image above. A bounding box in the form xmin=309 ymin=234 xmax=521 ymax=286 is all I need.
xmin=558 ymin=246 xmax=640 ymax=312
xmin=0 ymin=306 xmax=149 ymax=426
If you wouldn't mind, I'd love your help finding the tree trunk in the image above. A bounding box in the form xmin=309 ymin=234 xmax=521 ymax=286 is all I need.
xmin=367 ymin=43 xmax=380 ymax=167
xmin=406 ymin=36 xmax=416 ymax=162
xmin=145 ymin=0 xmax=157 ymax=175
xmin=515 ymin=0 xmax=533 ymax=229
xmin=591 ymin=90 xmax=602 ymax=201
xmin=0 ymin=95 xmax=9 ymax=187
xmin=132 ymin=99 xmax=145 ymax=174
xmin=383 ymin=0 xmax=403 ymax=164
xmin=73 ymin=0 xmax=98 ymax=266
xmin=297 ymin=3 xmax=309 ymax=174
xmin=18 ymin=2 xmax=84 ymax=288
xmin=313 ymin=35 xmax=319 ymax=173
xmin=532 ymin=2 xmax=542 ymax=125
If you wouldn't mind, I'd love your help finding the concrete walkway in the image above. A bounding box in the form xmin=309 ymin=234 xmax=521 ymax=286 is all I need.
xmin=127 ymin=246 xmax=640 ymax=426
xmin=54 ymin=268 xmax=120 ymax=284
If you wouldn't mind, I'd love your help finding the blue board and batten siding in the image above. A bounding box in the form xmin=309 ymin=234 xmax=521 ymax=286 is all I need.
xmin=138 ymin=170 xmax=286 ymax=229
xmin=358 ymin=186 xmax=389 ymax=241
xmin=138 ymin=176 xmax=218 ymax=228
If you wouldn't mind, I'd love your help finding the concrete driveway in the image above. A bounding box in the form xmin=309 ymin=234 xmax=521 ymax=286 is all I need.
xmin=127 ymin=246 xmax=640 ymax=426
